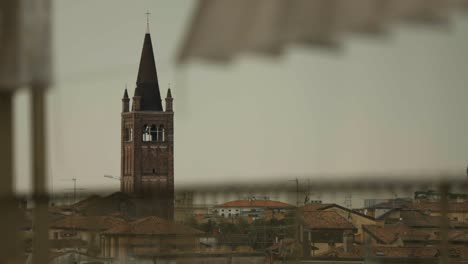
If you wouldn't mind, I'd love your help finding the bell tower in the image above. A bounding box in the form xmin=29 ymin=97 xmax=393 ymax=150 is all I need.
xmin=120 ymin=29 xmax=174 ymax=220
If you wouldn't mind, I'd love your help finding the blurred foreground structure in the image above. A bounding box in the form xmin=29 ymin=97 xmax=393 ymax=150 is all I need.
xmin=178 ymin=0 xmax=468 ymax=63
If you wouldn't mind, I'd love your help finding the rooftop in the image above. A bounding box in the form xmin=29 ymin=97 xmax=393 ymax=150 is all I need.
xmin=50 ymin=215 xmax=126 ymax=231
xmin=301 ymin=211 xmax=355 ymax=230
xmin=103 ymin=216 xmax=204 ymax=236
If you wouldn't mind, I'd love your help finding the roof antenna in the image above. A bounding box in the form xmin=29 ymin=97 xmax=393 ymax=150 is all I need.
xmin=145 ymin=10 xmax=151 ymax=33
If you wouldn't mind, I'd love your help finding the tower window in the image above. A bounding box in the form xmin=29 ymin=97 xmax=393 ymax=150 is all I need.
xmin=159 ymin=125 xmax=165 ymax=142
xmin=150 ymin=125 xmax=157 ymax=142
xmin=142 ymin=124 xmax=165 ymax=142
xmin=142 ymin=124 xmax=150 ymax=142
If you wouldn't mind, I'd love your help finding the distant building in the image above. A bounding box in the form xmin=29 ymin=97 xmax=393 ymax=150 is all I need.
xmin=213 ymin=199 xmax=295 ymax=219
xmin=386 ymin=201 xmax=468 ymax=224
xmin=415 ymin=189 xmax=468 ymax=202
xmin=120 ymin=27 xmax=174 ymax=220
xmin=300 ymin=203 xmax=377 ymax=237
xmin=299 ymin=211 xmax=357 ymax=256
xmin=49 ymin=215 xmax=126 ymax=254
xmin=363 ymin=198 xmax=412 ymax=219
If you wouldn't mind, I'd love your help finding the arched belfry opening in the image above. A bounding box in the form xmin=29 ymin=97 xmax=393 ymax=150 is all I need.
xmin=159 ymin=124 xmax=165 ymax=142
xmin=150 ymin=125 xmax=157 ymax=142
xmin=142 ymin=124 xmax=151 ymax=142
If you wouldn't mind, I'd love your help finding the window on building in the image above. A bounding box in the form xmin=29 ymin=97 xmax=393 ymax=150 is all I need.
xmin=142 ymin=124 xmax=151 ymax=142
xmin=158 ymin=124 xmax=165 ymax=142
xmin=150 ymin=125 xmax=158 ymax=142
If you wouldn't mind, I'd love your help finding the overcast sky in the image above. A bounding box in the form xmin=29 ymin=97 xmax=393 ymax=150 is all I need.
xmin=12 ymin=1 xmax=468 ymax=195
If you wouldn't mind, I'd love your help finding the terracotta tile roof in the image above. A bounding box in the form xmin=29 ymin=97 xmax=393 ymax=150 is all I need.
xmin=300 ymin=203 xmax=376 ymax=221
xmin=215 ymin=200 xmax=294 ymax=208
xmin=363 ymin=223 xmax=468 ymax=244
xmin=103 ymin=216 xmax=204 ymax=236
xmin=299 ymin=203 xmax=334 ymax=212
xmin=301 ymin=211 xmax=355 ymax=230
xmin=50 ymin=215 xmax=126 ymax=231
xmin=379 ymin=209 xmax=468 ymax=228
xmin=67 ymin=192 xmax=134 ymax=214
xmin=363 ymin=223 xmax=410 ymax=244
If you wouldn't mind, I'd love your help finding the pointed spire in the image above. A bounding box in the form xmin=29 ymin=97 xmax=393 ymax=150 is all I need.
xmin=167 ymin=87 xmax=172 ymax=98
xmin=133 ymin=30 xmax=163 ymax=111
xmin=137 ymin=33 xmax=159 ymax=84
xmin=167 ymin=83 xmax=172 ymax=98
xmin=122 ymin=85 xmax=130 ymax=112
xmin=165 ymin=83 xmax=173 ymax=112
xmin=123 ymin=87 xmax=129 ymax=99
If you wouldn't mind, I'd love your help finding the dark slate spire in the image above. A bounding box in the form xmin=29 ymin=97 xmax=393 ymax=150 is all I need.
xmin=134 ymin=33 xmax=163 ymax=111
xmin=167 ymin=87 xmax=172 ymax=98
xmin=122 ymin=87 xmax=130 ymax=112
xmin=165 ymin=87 xmax=173 ymax=112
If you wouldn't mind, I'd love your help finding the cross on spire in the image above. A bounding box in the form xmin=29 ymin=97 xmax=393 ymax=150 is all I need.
xmin=145 ymin=10 xmax=151 ymax=33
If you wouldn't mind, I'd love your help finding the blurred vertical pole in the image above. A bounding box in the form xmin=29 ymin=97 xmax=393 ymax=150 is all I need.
xmin=439 ymin=181 xmax=450 ymax=264
xmin=31 ymin=86 xmax=49 ymax=264
xmin=0 ymin=91 xmax=21 ymax=263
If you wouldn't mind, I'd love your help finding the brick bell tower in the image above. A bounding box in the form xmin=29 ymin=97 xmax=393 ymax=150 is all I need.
xmin=120 ymin=28 xmax=174 ymax=220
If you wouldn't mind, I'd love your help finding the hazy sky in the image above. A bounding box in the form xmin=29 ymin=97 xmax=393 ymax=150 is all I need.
xmin=12 ymin=1 xmax=468 ymax=195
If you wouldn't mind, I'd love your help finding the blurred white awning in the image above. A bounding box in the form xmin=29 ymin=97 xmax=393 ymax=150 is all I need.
xmin=177 ymin=0 xmax=468 ymax=63
xmin=0 ymin=0 xmax=52 ymax=90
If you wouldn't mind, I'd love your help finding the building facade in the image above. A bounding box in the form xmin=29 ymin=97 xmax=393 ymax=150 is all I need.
xmin=214 ymin=199 xmax=295 ymax=219
xmin=120 ymin=30 xmax=174 ymax=220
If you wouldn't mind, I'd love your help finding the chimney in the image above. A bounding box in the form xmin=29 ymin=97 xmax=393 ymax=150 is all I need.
xmin=343 ymin=231 xmax=354 ymax=253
